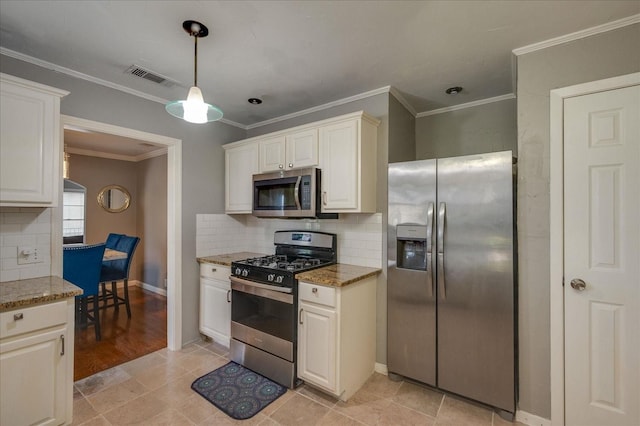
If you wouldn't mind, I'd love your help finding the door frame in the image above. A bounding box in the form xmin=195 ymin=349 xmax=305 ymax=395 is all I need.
xmin=56 ymin=115 xmax=183 ymax=351
xmin=549 ymin=72 xmax=639 ymax=425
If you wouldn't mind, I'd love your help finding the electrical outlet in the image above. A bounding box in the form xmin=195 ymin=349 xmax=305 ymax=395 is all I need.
xmin=17 ymin=246 xmax=42 ymax=264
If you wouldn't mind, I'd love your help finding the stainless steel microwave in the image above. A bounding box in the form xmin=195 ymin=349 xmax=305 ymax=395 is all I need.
xmin=252 ymin=168 xmax=337 ymax=219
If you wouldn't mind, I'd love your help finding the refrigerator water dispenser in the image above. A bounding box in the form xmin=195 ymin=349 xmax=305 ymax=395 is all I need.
xmin=396 ymin=224 xmax=428 ymax=271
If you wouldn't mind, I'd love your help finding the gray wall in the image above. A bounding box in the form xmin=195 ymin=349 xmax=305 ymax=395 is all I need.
xmin=137 ymin=154 xmax=168 ymax=289
xmin=416 ymin=98 xmax=517 ymax=160
xmin=68 ymin=154 xmax=140 ymax=280
xmin=516 ymin=24 xmax=640 ymax=418
xmin=388 ymin=95 xmax=416 ymax=164
xmin=0 ymin=54 xmax=246 ymax=345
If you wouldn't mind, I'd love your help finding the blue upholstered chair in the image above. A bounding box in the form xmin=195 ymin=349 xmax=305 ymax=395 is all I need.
xmin=63 ymin=243 xmax=106 ymax=341
xmin=105 ymin=233 xmax=124 ymax=249
xmin=100 ymin=235 xmax=140 ymax=318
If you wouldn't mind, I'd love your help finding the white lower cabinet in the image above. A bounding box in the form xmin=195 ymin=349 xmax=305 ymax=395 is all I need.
xmin=297 ymin=277 xmax=376 ymax=401
xmin=199 ymin=263 xmax=231 ymax=347
xmin=0 ymin=299 xmax=74 ymax=426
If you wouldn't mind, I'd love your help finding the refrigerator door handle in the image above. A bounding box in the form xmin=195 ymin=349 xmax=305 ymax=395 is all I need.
xmin=426 ymin=202 xmax=435 ymax=297
xmin=437 ymin=202 xmax=446 ymax=299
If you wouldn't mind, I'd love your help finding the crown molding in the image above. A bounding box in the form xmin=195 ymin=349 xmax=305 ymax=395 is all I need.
xmin=66 ymin=146 xmax=167 ymax=162
xmin=417 ymin=93 xmax=515 ymax=117
xmin=388 ymin=87 xmax=417 ymax=116
xmin=513 ymin=14 xmax=640 ymax=56
xmin=0 ymin=47 xmax=246 ymax=129
xmin=246 ymin=86 xmax=393 ymax=130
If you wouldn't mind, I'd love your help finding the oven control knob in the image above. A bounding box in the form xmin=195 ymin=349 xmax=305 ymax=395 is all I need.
xmin=275 ymin=275 xmax=284 ymax=283
xmin=234 ymin=267 xmax=242 ymax=275
xmin=267 ymin=274 xmax=275 ymax=282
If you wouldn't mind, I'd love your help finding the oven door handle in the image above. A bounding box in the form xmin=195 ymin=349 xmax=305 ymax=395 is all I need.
xmin=230 ymin=276 xmax=294 ymax=304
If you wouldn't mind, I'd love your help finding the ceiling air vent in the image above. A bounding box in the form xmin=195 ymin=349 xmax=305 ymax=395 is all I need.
xmin=125 ymin=64 xmax=176 ymax=87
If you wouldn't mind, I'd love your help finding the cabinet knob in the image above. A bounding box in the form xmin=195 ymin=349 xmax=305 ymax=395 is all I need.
xmin=312 ymin=287 xmax=318 ymax=294
xmin=13 ymin=313 xmax=24 ymax=321
xmin=279 ymin=164 xmax=284 ymax=169
xmin=211 ymin=267 xmax=217 ymax=273
xmin=289 ymin=163 xmax=293 ymax=168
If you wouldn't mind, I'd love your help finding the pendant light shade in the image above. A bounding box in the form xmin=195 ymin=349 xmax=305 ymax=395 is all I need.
xmin=166 ymin=20 xmax=223 ymax=123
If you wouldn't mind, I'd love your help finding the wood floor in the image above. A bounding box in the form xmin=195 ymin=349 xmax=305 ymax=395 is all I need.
xmin=74 ymin=285 xmax=167 ymax=381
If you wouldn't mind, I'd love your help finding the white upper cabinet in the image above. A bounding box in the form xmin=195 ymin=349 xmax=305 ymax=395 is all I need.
xmin=259 ymin=128 xmax=318 ymax=172
xmin=224 ymin=111 xmax=379 ymax=215
xmin=319 ymin=113 xmax=378 ymax=213
xmin=224 ymin=141 xmax=259 ymax=213
xmin=0 ymin=73 xmax=68 ymax=206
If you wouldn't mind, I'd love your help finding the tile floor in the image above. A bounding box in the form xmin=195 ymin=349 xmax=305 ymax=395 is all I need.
xmin=72 ymin=341 xmax=525 ymax=425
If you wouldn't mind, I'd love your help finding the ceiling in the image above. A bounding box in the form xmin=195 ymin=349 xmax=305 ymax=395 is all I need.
xmin=1 ymin=1 xmax=638 ymax=135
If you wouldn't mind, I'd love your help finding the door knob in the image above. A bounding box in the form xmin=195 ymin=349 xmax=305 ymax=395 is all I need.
xmin=570 ymin=278 xmax=586 ymax=291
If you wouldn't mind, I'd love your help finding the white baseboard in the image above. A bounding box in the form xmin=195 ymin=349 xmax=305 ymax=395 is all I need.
xmin=133 ymin=280 xmax=167 ymax=296
xmin=515 ymin=410 xmax=551 ymax=426
xmin=374 ymin=363 xmax=388 ymax=375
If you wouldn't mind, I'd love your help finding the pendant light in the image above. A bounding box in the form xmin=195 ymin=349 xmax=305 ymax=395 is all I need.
xmin=165 ymin=20 xmax=223 ymax=124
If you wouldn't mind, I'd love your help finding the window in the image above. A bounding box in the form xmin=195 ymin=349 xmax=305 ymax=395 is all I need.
xmin=63 ymin=180 xmax=86 ymax=245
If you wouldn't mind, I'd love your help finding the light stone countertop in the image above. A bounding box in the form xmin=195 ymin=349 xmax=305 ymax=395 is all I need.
xmin=296 ymin=264 xmax=381 ymax=287
xmin=0 ymin=276 xmax=82 ymax=311
xmin=197 ymin=252 xmax=267 ymax=267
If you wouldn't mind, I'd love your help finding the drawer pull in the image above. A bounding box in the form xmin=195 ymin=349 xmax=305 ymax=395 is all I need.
xmin=13 ymin=313 xmax=24 ymax=321
xmin=60 ymin=335 xmax=65 ymax=356
xmin=227 ymin=290 xmax=231 ymax=303
xmin=211 ymin=268 xmax=217 ymax=273
xmin=312 ymin=288 xmax=318 ymax=294
xmin=299 ymin=308 xmax=304 ymax=324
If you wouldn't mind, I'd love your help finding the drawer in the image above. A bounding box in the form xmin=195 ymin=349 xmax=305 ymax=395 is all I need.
xmin=0 ymin=300 xmax=67 ymax=340
xmin=200 ymin=263 xmax=231 ymax=281
xmin=299 ymin=281 xmax=336 ymax=307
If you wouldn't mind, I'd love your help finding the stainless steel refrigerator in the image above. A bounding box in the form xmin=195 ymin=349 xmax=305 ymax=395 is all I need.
xmin=387 ymin=150 xmax=516 ymax=415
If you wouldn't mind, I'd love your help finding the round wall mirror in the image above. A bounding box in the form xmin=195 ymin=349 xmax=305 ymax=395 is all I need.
xmin=97 ymin=185 xmax=131 ymax=213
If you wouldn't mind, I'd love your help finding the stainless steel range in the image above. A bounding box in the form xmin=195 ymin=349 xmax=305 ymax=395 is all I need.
xmin=230 ymin=230 xmax=337 ymax=388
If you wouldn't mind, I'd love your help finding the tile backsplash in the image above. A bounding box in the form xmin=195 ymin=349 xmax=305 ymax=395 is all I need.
xmin=0 ymin=207 xmax=53 ymax=282
xmin=197 ymin=213 xmax=383 ymax=268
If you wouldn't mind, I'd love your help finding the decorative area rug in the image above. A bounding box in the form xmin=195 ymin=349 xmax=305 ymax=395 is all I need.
xmin=191 ymin=361 xmax=287 ymax=420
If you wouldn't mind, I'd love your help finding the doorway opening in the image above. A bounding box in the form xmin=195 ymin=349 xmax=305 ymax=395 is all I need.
xmin=58 ymin=115 xmax=182 ymax=379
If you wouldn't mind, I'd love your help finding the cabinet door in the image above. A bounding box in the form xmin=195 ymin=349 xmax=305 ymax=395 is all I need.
xmin=286 ymin=128 xmax=318 ymax=170
xmin=0 ymin=326 xmax=67 ymax=426
xmin=200 ymin=278 xmax=231 ymax=347
xmin=297 ymin=301 xmax=337 ymax=392
xmin=259 ymin=135 xmax=286 ymax=172
xmin=225 ymin=142 xmax=259 ymax=213
xmin=0 ymin=80 xmax=60 ymax=206
xmin=319 ymin=120 xmax=359 ymax=211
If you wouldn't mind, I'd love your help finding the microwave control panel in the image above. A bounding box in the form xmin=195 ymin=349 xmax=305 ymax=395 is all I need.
xmin=300 ymin=176 xmax=312 ymax=209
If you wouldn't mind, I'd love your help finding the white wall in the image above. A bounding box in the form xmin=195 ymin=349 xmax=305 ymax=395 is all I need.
xmin=0 ymin=207 xmax=52 ymax=281
xmin=196 ymin=214 xmax=383 ymax=268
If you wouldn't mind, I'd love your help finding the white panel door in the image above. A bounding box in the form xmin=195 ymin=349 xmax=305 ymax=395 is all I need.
xmin=199 ymin=278 xmax=231 ymax=347
xmin=564 ymin=85 xmax=639 ymax=426
xmin=319 ymin=119 xmax=359 ymax=210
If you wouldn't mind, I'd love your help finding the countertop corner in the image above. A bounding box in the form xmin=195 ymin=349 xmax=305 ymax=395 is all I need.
xmin=296 ymin=264 xmax=381 ymax=287
xmin=0 ymin=276 xmax=82 ymax=311
xmin=197 ymin=252 xmax=267 ymax=267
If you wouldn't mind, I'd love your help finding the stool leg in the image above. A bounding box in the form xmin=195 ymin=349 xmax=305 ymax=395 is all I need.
xmin=123 ymin=279 xmax=131 ymax=318
xmin=111 ymin=281 xmax=119 ymax=311
xmin=93 ymin=296 xmax=101 ymax=341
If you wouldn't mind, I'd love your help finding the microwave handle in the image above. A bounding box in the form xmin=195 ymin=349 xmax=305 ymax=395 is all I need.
xmin=294 ymin=176 xmax=302 ymax=210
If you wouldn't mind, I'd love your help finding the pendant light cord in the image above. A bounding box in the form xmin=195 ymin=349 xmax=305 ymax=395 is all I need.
xmin=193 ymin=34 xmax=198 ymax=87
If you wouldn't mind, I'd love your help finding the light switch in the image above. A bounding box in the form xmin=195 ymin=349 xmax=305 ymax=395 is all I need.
xmin=17 ymin=247 xmax=41 ymax=264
